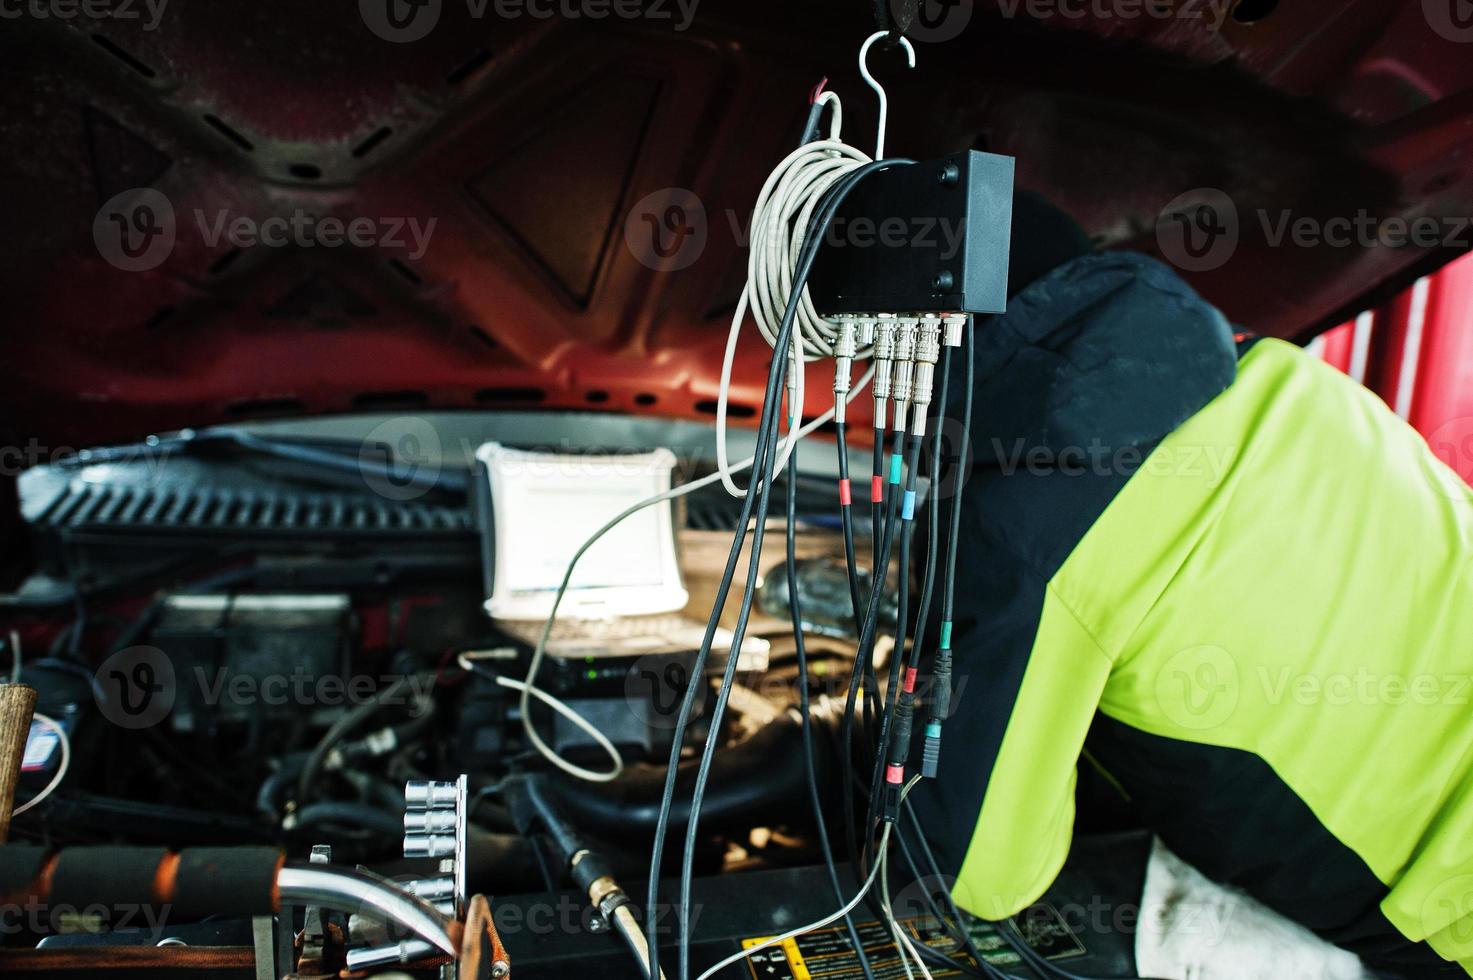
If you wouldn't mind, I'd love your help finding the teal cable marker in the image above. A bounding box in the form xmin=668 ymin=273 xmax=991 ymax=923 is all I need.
xmin=902 ymin=490 xmax=916 ymax=520
xmin=926 ymin=722 xmax=942 ymax=737
xmin=889 ymin=453 xmax=903 ymax=484
xmin=939 ymin=621 xmax=953 ymax=648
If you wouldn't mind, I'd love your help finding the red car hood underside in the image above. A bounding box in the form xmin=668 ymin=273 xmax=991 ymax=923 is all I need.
xmin=2 ymin=0 xmax=1472 ymax=448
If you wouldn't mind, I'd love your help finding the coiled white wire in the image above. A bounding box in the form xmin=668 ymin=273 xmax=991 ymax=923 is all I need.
xmin=13 ymin=712 xmax=69 ymax=817
xmin=715 ymin=92 xmax=874 ymax=497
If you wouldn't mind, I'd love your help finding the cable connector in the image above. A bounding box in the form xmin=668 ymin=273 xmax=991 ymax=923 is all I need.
xmin=942 ymin=313 xmax=967 ymax=349
xmin=883 ymin=666 xmax=921 ymax=821
xmin=785 ymin=346 xmax=801 ymax=424
xmin=872 ymin=314 xmax=898 ymax=431
xmin=855 ymin=313 xmax=879 ymax=348
xmin=922 ymin=628 xmax=954 ymax=779
xmin=921 ymin=720 xmax=943 ymax=779
xmin=910 ymin=314 xmax=943 ymax=437
xmin=831 ymin=315 xmax=857 ymax=425
xmin=891 ymin=315 xmax=919 ymax=434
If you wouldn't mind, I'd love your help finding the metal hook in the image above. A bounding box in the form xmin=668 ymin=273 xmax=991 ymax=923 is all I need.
xmin=858 ymin=31 xmax=917 ymax=160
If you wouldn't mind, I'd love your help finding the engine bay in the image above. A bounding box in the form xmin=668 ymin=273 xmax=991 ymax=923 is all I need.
xmin=0 ymin=410 xmax=1149 ymax=978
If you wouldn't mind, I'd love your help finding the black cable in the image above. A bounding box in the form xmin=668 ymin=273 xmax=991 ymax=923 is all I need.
xmin=294 ymin=672 xmax=431 ymax=806
xmin=911 ymin=345 xmax=952 ymax=696
xmin=835 ymin=421 xmax=882 ymax=756
xmin=645 ymin=328 xmax=788 ymax=978
xmin=834 ymin=421 xmax=866 ymax=628
xmin=902 ymin=799 xmax=1168 ymax=980
xmin=942 ymin=322 xmax=972 ymax=622
xmin=289 ymin=802 xmax=403 ymax=840
xmin=898 ymin=803 xmax=1018 ymax=980
xmin=862 ymin=432 xmax=923 ymax=849
xmin=786 ymin=443 xmax=877 ymax=980
xmin=650 ymin=160 xmax=912 ymax=980
xmin=677 ymin=163 xmax=904 ymax=979
xmin=871 ymin=436 xmax=886 ymax=562
xmin=890 ymin=823 xmax=996 ymax=980
xmin=922 ymin=318 xmax=976 ymax=775
xmin=839 ymin=432 xmax=904 ymax=886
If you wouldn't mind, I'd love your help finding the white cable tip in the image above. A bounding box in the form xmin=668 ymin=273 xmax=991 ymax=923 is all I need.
xmin=942 ymin=313 xmax=967 ymax=348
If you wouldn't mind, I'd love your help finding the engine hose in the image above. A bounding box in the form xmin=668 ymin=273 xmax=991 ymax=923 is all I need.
xmin=541 ymin=711 xmax=835 ymax=839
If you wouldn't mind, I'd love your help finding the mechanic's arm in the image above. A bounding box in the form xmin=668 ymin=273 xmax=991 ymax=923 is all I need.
xmin=909 ymin=483 xmax=1115 ymax=922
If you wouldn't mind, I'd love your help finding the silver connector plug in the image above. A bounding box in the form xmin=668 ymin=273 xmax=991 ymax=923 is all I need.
xmin=855 ymin=314 xmax=879 ymax=348
xmin=891 ymin=315 xmax=920 ymax=433
xmin=911 ymin=314 xmax=944 ymax=436
xmin=872 ymin=314 xmax=898 ymax=430
xmin=832 ymin=315 xmax=858 ymax=425
xmin=942 ymin=313 xmax=967 ymax=348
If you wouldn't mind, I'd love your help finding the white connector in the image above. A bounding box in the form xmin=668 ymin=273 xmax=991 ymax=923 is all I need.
xmin=942 ymin=312 xmax=967 ymax=348
xmin=891 ymin=315 xmax=920 ymax=434
xmin=831 ymin=315 xmax=858 ymax=424
xmin=911 ymin=314 xmax=943 ymax=436
xmin=872 ymin=313 xmax=898 ymax=431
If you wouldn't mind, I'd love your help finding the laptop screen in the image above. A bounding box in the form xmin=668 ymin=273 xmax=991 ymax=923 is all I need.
xmin=476 ymin=444 xmax=689 ymax=620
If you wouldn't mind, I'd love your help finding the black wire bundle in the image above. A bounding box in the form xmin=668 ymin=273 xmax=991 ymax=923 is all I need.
xmin=645 ymin=158 xmax=912 ymax=980
xmin=785 ymin=441 xmax=877 ymax=980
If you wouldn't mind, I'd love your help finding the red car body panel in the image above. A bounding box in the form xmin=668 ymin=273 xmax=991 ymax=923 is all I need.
xmin=0 ymin=0 xmax=1471 ymax=452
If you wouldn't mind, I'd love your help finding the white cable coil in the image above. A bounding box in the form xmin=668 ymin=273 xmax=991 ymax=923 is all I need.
xmin=715 ymin=91 xmax=875 ymax=498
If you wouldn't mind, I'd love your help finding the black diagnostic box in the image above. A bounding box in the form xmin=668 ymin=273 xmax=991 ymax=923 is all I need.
xmin=807 ymin=150 xmax=1015 ymax=315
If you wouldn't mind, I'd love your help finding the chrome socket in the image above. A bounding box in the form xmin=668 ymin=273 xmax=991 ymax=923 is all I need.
xmin=942 ymin=313 xmax=967 ymax=348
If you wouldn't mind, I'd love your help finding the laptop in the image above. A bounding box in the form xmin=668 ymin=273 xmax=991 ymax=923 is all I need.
xmin=474 ymin=442 xmax=769 ymax=665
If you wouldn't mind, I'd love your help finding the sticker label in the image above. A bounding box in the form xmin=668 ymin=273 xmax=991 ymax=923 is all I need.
xmin=22 ymin=721 xmax=59 ymax=773
xmin=741 ymin=904 xmax=1085 ymax=980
